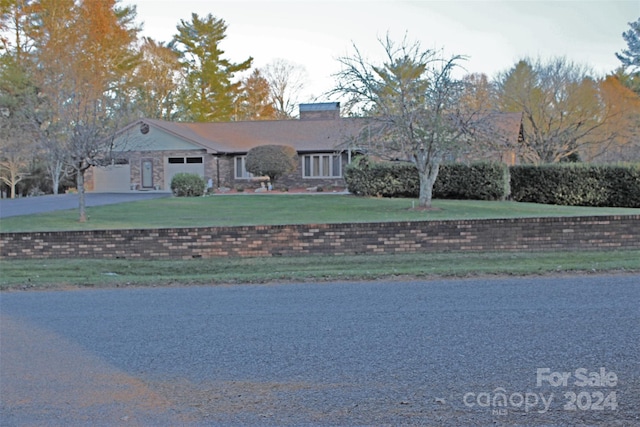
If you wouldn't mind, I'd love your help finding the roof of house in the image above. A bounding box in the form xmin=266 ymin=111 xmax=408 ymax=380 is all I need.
xmin=136 ymin=117 xmax=365 ymax=154
xmin=119 ymin=111 xmax=523 ymax=154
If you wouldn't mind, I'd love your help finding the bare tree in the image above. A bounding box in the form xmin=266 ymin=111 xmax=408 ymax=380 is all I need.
xmin=495 ymin=57 xmax=637 ymax=163
xmin=0 ymin=141 xmax=29 ymax=198
xmin=332 ymin=35 xmax=477 ymax=208
xmin=262 ymin=58 xmax=308 ymax=119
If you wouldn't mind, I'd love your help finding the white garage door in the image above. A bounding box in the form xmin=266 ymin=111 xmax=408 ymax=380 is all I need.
xmin=93 ymin=164 xmax=131 ymax=192
xmin=164 ymin=156 xmax=205 ymax=189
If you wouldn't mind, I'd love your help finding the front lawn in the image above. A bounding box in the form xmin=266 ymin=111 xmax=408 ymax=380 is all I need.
xmin=1 ymin=194 xmax=639 ymax=232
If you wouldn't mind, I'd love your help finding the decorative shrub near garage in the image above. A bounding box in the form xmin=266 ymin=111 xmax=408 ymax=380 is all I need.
xmin=510 ymin=163 xmax=640 ymax=208
xmin=170 ymin=173 xmax=206 ymax=197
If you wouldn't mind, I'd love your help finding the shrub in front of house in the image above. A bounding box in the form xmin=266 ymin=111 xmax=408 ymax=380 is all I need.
xmin=245 ymin=144 xmax=298 ymax=184
xmin=170 ymin=173 xmax=206 ymax=197
xmin=510 ymin=163 xmax=640 ymax=207
xmin=345 ymin=159 xmax=509 ymax=200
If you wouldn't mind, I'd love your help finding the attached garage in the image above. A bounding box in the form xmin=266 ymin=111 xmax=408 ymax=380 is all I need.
xmin=92 ymin=164 xmax=131 ymax=192
xmin=164 ymin=156 xmax=205 ymax=190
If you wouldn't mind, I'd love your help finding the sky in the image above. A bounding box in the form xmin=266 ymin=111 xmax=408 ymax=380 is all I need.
xmin=126 ymin=0 xmax=639 ymax=102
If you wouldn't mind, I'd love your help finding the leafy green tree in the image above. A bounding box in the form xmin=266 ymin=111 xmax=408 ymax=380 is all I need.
xmin=332 ymin=35 xmax=476 ymax=208
xmin=245 ymin=144 xmax=298 ymax=184
xmin=171 ymin=13 xmax=252 ymax=122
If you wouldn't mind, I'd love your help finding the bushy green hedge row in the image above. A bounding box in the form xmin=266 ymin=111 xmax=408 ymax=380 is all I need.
xmin=345 ymin=160 xmax=640 ymax=207
xmin=344 ymin=160 xmax=510 ymax=201
xmin=434 ymin=163 xmax=510 ymax=201
xmin=170 ymin=173 xmax=206 ymax=197
xmin=344 ymin=160 xmax=419 ymax=198
xmin=510 ymin=164 xmax=640 ymax=207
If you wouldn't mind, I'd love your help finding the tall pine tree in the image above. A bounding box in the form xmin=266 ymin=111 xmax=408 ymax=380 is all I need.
xmin=171 ymin=13 xmax=252 ymax=122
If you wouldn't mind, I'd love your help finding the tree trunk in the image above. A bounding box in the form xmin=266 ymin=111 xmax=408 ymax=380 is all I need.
xmin=51 ymin=161 xmax=62 ymax=195
xmin=417 ymin=162 xmax=440 ymax=208
xmin=77 ymin=168 xmax=87 ymax=223
xmin=10 ymin=173 xmax=17 ymax=199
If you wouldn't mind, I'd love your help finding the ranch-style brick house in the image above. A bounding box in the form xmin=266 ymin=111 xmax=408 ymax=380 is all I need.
xmin=86 ymin=102 xmax=523 ymax=192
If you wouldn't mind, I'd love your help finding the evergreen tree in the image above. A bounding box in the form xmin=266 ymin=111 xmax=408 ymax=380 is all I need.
xmin=171 ymin=13 xmax=252 ymax=122
xmin=616 ymin=18 xmax=640 ymax=71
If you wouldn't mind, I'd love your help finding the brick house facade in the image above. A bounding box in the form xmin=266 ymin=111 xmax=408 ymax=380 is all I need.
xmin=88 ymin=103 xmax=523 ymax=192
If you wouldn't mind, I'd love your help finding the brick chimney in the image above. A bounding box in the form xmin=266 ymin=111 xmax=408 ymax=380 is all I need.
xmin=299 ymin=102 xmax=340 ymax=120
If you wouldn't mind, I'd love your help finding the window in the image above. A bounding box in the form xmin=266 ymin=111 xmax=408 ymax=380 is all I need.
xmin=303 ymin=154 xmax=341 ymax=178
xmin=168 ymin=156 xmax=203 ymax=164
xmin=235 ymin=156 xmax=253 ymax=179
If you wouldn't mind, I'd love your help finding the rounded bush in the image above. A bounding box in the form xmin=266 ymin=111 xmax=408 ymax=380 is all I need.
xmin=170 ymin=173 xmax=206 ymax=197
xmin=245 ymin=144 xmax=298 ymax=183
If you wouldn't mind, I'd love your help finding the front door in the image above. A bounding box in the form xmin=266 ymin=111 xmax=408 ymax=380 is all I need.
xmin=142 ymin=159 xmax=153 ymax=189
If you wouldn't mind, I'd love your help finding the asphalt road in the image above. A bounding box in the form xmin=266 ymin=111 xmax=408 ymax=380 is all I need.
xmin=1 ymin=275 xmax=639 ymax=426
xmin=0 ymin=192 xmax=171 ymax=219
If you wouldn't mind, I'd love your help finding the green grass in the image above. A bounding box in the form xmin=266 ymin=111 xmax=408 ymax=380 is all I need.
xmin=2 ymin=250 xmax=638 ymax=291
xmin=2 ymin=195 xmax=638 ymax=290
xmin=1 ymin=194 xmax=639 ymax=232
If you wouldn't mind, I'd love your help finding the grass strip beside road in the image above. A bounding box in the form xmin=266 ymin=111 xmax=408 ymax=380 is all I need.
xmin=2 ymin=250 xmax=638 ymax=291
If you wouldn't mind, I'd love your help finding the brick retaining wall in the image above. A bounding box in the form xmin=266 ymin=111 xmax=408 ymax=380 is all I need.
xmin=1 ymin=215 xmax=638 ymax=260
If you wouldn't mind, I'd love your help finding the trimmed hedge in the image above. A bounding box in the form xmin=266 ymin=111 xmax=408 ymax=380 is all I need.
xmin=170 ymin=173 xmax=206 ymax=197
xmin=346 ymin=160 xmax=640 ymax=207
xmin=434 ymin=163 xmax=510 ymax=201
xmin=344 ymin=159 xmax=418 ymax=198
xmin=345 ymin=160 xmax=509 ymax=200
xmin=510 ymin=164 xmax=640 ymax=207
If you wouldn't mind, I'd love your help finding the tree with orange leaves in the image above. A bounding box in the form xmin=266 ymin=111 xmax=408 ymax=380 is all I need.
xmin=26 ymin=0 xmax=140 ymax=221
xmin=584 ymin=75 xmax=640 ymax=162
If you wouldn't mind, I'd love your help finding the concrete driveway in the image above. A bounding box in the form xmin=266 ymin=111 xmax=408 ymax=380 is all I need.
xmin=0 ymin=192 xmax=171 ymax=219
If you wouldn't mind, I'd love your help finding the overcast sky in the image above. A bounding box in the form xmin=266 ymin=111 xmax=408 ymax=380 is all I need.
xmin=127 ymin=0 xmax=639 ymax=102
